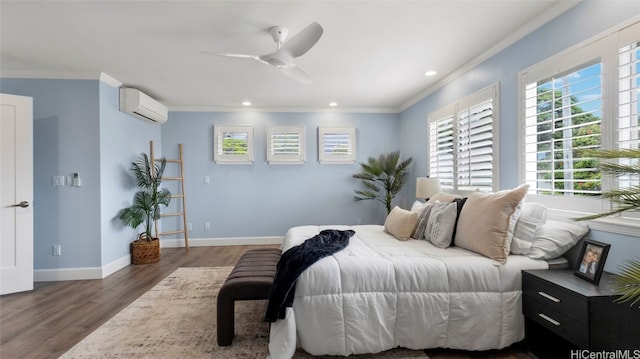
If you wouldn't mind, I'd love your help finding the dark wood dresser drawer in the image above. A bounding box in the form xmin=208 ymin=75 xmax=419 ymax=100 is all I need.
xmin=523 ymin=295 xmax=589 ymax=348
xmin=522 ymin=271 xmax=588 ymax=324
xmin=522 ymin=268 xmax=640 ymax=357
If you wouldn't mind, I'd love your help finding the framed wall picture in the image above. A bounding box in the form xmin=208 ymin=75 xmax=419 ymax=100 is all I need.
xmin=574 ymin=239 xmax=610 ymax=285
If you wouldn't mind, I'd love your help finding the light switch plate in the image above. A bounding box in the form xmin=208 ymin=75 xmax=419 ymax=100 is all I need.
xmin=52 ymin=176 xmax=65 ymax=186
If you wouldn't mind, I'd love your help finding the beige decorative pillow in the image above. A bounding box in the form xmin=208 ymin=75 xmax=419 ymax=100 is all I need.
xmin=384 ymin=206 xmax=419 ymax=241
xmin=454 ymin=184 xmax=529 ymax=263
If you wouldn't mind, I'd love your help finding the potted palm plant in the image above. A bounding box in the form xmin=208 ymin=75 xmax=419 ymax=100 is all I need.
xmin=118 ymin=153 xmax=171 ymax=264
xmin=353 ymin=151 xmax=413 ymax=214
xmin=577 ymin=148 xmax=640 ymax=307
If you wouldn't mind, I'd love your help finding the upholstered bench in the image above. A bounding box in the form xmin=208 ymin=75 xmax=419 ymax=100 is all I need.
xmin=217 ymin=248 xmax=281 ymax=346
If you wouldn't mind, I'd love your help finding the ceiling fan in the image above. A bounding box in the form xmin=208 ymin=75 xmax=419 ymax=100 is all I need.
xmin=202 ymin=21 xmax=323 ymax=84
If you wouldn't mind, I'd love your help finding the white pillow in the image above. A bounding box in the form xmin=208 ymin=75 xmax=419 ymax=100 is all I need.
xmin=424 ymin=201 xmax=457 ymax=248
xmin=526 ymin=220 xmax=589 ymax=260
xmin=410 ymin=200 xmax=429 ymax=213
xmin=511 ymin=202 xmax=548 ymax=255
xmin=426 ymin=192 xmax=462 ymax=204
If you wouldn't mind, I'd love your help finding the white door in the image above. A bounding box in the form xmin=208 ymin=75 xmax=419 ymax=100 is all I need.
xmin=0 ymin=93 xmax=33 ymax=295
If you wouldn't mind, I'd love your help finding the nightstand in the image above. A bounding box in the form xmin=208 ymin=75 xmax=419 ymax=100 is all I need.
xmin=522 ymin=269 xmax=639 ymax=359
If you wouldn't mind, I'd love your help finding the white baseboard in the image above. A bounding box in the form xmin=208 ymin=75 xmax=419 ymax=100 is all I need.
xmin=34 ymin=237 xmax=282 ymax=282
xmin=34 ymin=254 xmax=131 ymax=282
xmin=101 ymin=254 xmax=131 ymax=278
xmin=34 ymin=266 xmax=102 ymax=282
xmin=161 ymin=236 xmax=283 ymax=247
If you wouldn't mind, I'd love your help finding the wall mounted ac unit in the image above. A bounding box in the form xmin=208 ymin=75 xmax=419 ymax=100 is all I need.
xmin=119 ymin=88 xmax=168 ymax=124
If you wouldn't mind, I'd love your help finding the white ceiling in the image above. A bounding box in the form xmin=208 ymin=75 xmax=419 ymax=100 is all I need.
xmin=0 ymin=1 xmax=578 ymax=112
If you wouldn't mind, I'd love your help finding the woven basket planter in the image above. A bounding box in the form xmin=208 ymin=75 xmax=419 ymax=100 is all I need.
xmin=131 ymin=238 xmax=160 ymax=265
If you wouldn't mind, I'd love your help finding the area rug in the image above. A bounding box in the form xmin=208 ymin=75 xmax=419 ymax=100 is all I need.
xmin=59 ymin=267 xmax=428 ymax=359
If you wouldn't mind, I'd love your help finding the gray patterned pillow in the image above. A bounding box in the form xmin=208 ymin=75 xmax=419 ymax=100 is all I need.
xmin=424 ymin=201 xmax=458 ymax=248
xmin=411 ymin=203 xmax=434 ymax=239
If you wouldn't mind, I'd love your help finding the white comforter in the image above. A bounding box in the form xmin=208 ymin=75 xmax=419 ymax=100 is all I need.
xmin=268 ymin=225 xmax=548 ymax=358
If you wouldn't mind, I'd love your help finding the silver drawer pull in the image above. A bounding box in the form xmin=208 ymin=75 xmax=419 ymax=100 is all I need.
xmin=538 ymin=291 xmax=560 ymax=303
xmin=538 ymin=313 xmax=561 ymax=326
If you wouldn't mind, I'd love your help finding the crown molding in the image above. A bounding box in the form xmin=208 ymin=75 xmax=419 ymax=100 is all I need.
xmin=0 ymin=70 xmax=122 ymax=87
xmin=168 ymin=106 xmax=400 ymax=114
xmin=99 ymin=72 xmax=122 ymax=87
xmin=0 ymin=70 xmax=101 ymax=80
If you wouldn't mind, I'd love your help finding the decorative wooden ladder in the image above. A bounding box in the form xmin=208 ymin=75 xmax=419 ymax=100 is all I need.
xmin=150 ymin=140 xmax=189 ymax=250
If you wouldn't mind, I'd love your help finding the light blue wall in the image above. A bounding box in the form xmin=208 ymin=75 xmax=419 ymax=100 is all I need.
xmin=398 ymin=1 xmax=640 ymax=273
xmin=98 ymin=81 xmax=161 ymax=265
xmin=161 ymin=111 xmax=402 ymax=239
xmin=0 ymin=78 xmax=102 ymax=269
xmin=0 ymin=78 xmax=161 ymax=270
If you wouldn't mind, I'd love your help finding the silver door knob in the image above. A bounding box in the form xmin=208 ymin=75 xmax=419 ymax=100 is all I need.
xmin=11 ymin=201 xmax=29 ymax=208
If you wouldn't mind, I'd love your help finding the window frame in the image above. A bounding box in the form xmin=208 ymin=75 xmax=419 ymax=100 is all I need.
xmin=267 ymin=125 xmax=305 ymax=165
xmin=517 ymin=19 xmax=640 ymax=232
xmin=318 ymin=126 xmax=357 ymax=164
xmin=213 ymin=125 xmax=254 ymax=164
xmin=428 ymin=84 xmax=500 ymax=192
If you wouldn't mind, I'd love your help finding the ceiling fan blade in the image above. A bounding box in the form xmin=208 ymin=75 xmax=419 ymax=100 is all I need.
xmin=281 ymin=66 xmax=314 ymax=84
xmin=280 ymin=22 xmax=323 ymax=58
xmin=200 ymin=51 xmax=260 ymax=61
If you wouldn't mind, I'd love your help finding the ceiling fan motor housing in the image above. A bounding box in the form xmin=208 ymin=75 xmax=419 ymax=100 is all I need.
xmin=270 ymin=26 xmax=288 ymax=45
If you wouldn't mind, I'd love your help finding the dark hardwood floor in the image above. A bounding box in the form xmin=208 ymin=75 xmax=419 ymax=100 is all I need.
xmin=0 ymin=245 xmax=532 ymax=359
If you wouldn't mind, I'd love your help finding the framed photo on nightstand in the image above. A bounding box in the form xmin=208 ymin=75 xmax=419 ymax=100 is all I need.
xmin=574 ymin=239 xmax=610 ymax=285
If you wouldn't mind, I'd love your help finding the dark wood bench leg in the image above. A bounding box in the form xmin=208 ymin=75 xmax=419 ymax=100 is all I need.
xmin=217 ymin=285 xmax=235 ymax=346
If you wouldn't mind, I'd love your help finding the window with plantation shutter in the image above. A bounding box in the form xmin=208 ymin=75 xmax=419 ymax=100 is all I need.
xmin=429 ymin=85 xmax=498 ymax=192
xmin=519 ymin=20 xmax=640 ymax=224
xmin=213 ymin=125 xmax=254 ymax=164
xmin=267 ymin=126 xmax=305 ymax=164
xmin=523 ymin=62 xmax=603 ymax=197
xmin=318 ymin=127 xmax=356 ymax=164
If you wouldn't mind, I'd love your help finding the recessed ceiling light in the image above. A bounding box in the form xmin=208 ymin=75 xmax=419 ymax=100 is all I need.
xmin=424 ymin=70 xmax=437 ymax=77
xmin=329 ymin=102 xmax=338 ymax=107
xmin=242 ymin=101 xmax=251 ymax=106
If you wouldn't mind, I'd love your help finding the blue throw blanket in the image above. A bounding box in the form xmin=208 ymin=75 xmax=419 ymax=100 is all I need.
xmin=264 ymin=229 xmax=354 ymax=322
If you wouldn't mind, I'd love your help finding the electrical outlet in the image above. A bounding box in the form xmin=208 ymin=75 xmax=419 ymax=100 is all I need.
xmin=204 ymin=222 xmax=210 ymax=230
xmin=204 ymin=176 xmax=210 ymax=184
xmin=52 ymin=244 xmax=61 ymax=256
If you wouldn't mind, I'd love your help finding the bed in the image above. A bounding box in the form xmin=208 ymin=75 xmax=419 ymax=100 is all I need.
xmin=267 ymin=186 xmax=589 ymax=358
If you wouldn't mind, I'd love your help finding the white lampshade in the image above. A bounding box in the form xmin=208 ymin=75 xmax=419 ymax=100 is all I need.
xmin=416 ymin=177 xmax=442 ymax=199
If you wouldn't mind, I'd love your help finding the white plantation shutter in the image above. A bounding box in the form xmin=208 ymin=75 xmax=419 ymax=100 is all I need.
xmin=318 ymin=127 xmax=356 ymax=164
xmin=523 ymin=62 xmax=603 ymax=196
xmin=617 ymin=37 xmax=640 ymax=219
xmin=457 ymin=99 xmax=494 ymax=191
xmin=428 ymin=85 xmax=497 ymax=191
xmin=429 ymin=114 xmax=455 ymax=188
xmin=267 ymin=126 xmax=305 ymax=164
